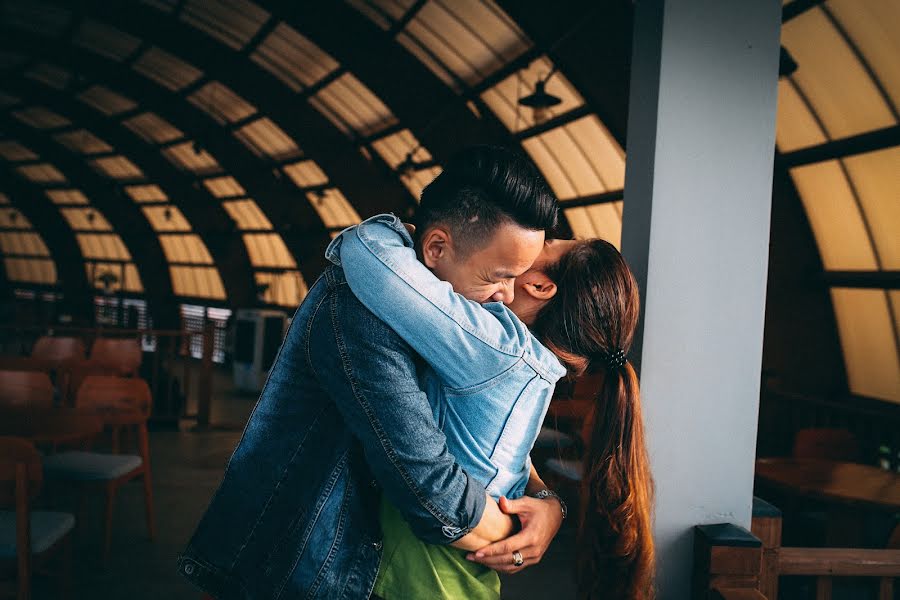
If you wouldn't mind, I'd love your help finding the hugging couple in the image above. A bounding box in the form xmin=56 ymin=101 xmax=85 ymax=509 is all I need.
xmin=178 ymin=146 xmax=654 ymax=600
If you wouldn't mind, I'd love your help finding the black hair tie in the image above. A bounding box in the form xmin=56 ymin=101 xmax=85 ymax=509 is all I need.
xmin=605 ymin=348 xmax=627 ymax=370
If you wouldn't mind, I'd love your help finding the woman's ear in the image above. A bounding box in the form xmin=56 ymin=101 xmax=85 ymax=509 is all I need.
xmin=420 ymin=227 xmax=451 ymax=269
xmin=522 ymin=272 xmax=558 ymax=301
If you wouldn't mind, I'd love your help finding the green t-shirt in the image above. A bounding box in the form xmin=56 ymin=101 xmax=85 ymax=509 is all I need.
xmin=373 ymin=499 xmax=501 ymax=600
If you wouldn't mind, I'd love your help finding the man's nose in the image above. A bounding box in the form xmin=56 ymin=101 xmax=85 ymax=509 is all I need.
xmin=490 ymin=285 xmax=514 ymax=304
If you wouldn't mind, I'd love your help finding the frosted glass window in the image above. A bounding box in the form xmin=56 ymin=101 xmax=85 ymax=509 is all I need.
xmin=90 ymin=156 xmax=144 ymax=180
xmin=78 ymin=86 xmax=138 ymax=116
xmin=242 ymin=233 xmax=296 ymax=267
xmin=400 ymin=166 xmax=442 ymax=201
xmin=0 ymin=141 xmax=38 ymax=162
xmin=76 ymin=234 xmax=132 ymax=260
xmin=4 ymin=258 xmax=56 ymax=284
xmin=310 ymin=73 xmax=397 ymax=137
xmin=234 ymin=118 xmax=301 ymax=161
xmin=564 ymin=202 xmax=624 ymax=248
xmin=60 ymin=208 xmax=113 ymax=232
xmin=25 ymin=62 xmax=71 ymax=90
xmin=775 ymin=78 xmax=829 ymax=152
xmin=831 ymin=288 xmax=900 ymax=403
xmin=396 ymin=32 xmax=459 ymax=89
xmin=371 ymin=129 xmax=432 ymax=169
xmin=306 ymin=189 xmax=360 ymax=229
xmin=521 ymin=115 xmax=625 ymax=200
xmin=169 ymin=266 xmax=226 ymax=299
xmin=163 ymin=142 xmax=221 ymax=175
xmin=222 ymin=199 xmax=273 ymax=230
xmin=347 ymin=0 xmax=414 ymax=29
xmin=842 ymin=147 xmax=900 ymax=269
xmin=283 ymin=160 xmax=328 ymax=188
xmin=481 ymin=56 xmax=584 ymax=132
xmin=188 ymin=82 xmax=257 ymax=124
xmin=125 ymin=185 xmax=168 ymax=203
xmin=12 ymin=107 xmax=70 ymax=129
xmin=181 ymin=0 xmax=270 ymax=50
xmin=16 ymin=164 xmax=66 ymax=183
xmin=782 ymin=8 xmax=894 ymax=140
xmin=0 ymin=210 xmax=33 ymax=230
xmin=74 ymin=20 xmax=141 ymax=62
xmin=159 ymin=234 xmax=214 ymax=264
xmin=142 ymin=205 xmax=192 ymax=231
xmin=790 ymin=161 xmax=877 ymax=270
xmin=255 ymin=270 xmax=308 ymax=307
xmin=133 ymin=47 xmax=203 ymax=91
xmin=87 ymin=262 xmax=143 ymax=292
xmin=123 ymin=113 xmax=184 ymax=144
xmin=203 ymin=176 xmax=246 ymax=198
xmin=251 ymin=23 xmax=339 ymax=91
xmin=0 ymin=232 xmax=50 ymax=256
xmin=54 ymin=130 xmax=114 ymax=155
xmin=46 ymin=189 xmax=89 ymax=205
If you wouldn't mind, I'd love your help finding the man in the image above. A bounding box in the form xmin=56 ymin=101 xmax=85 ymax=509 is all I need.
xmin=178 ymin=146 xmax=564 ymax=599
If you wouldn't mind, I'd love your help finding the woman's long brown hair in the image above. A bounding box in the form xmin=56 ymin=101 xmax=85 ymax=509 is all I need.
xmin=532 ymin=239 xmax=655 ymax=599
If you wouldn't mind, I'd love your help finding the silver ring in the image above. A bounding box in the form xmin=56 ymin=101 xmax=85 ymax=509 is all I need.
xmin=512 ymin=550 xmax=524 ymax=567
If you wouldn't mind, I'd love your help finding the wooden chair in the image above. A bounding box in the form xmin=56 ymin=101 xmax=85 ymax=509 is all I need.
xmin=0 ymin=372 xmax=54 ymax=411
xmin=29 ymin=338 xmax=85 ymax=365
xmin=41 ymin=376 xmax=155 ymax=561
xmin=89 ymin=338 xmax=142 ymax=377
xmin=0 ymin=437 xmax=73 ymax=600
xmin=792 ymin=428 xmax=860 ymax=462
xmin=57 ymin=363 xmax=120 ymax=408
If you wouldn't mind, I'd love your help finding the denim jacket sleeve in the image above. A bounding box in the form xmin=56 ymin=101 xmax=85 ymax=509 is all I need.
xmin=326 ymin=214 xmax=529 ymax=390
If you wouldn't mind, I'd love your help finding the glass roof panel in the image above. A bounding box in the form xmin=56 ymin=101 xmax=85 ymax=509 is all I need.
xmin=60 ymin=208 xmax=114 ymax=232
xmin=399 ymin=166 xmax=441 ymax=201
xmin=842 ymin=146 xmax=900 ymax=269
xmin=4 ymin=0 xmax=71 ymax=37
xmin=78 ymin=85 xmax=138 ymax=116
xmin=564 ymin=202 xmax=624 ymax=248
xmin=481 ymin=56 xmax=584 ymax=132
xmin=203 ymin=176 xmax=246 ymax=198
xmin=133 ymin=47 xmax=204 ymax=91
xmin=371 ymin=129 xmax=432 ymax=169
xmin=250 ymin=23 xmax=339 ymax=91
xmin=0 ymin=210 xmax=33 ymax=230
xmin=76 ymin=233 xmax=132 ymax=260
xmin=169 ymin=265 xmax=226 ymax=299
xmin=309 ymin=73 xmax=398 ymax=138
xmin=775 ymin=78 xmax=828 ymax=152
xmin=12 ymin=107 xmax=70 ymax=129
xmin=122 ymin=112 xmax=185 ymax=144
xmin=187 ymin=81 xmax=257 ymax=124
xmin=831 ymin=288 xmax=900 ymax=403
xmin=347 ymin=0 xmax=415 ymax=30
xmin=4 ymin=258 xmax=56 ymax=284
xmin=789 ymin=160 xmax=877 ymax=270
xmin=90 ymin=156 xmax=144 ymax=180
xmin=233 ymin=117 xmax=301 ymax=161
xmin=255 ymin=270 xmax=308 ymax=307
xmin=124 ymin=185 xmax=168 ymax=203
xmin=0 ymin=141 xmax=38 ymax=162
xmin=53 ymin=130 xmax=114 ymax=155
xmin=521 ymin=115 xmax=625 ymax=200
xmin=16 ymin=163 xmax=66 ymax=183
xmin=242 ymin=233 xmax=296 ymax=267
xmin=159 ymin=234 xmax=214 ymax=264
xmin=395 ymin=32 xmax=459 ymax=89
xmin=306 ymin=188 xmax=360 ymax=229
xmin=141 ymin=205 xmax=192 ymax=232
xmin=86 ymin=262 xmax=143 ymax=292
xmin=24 ymin=62 xmax=71 ymax=90
xmin=181 ymin=0 xmax=270 ymax=51
xmin=46 ymin=189 xmax=89 ymax=205
xmin=222 ymin=199 xmax=274 ymax=230
xmin=162 ymin=142 xmax=222 ymax=175
xmin=283 ymin=160 xmax=328 ymax=188
xmin=0 ymin=232 xmax=50 ymax=256
xmin=73 ymin=20 xmax=142 ymax=62
xmin=782 ymin=8 xmax=895 ymax=139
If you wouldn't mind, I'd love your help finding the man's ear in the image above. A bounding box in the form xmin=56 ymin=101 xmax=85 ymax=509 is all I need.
xmin=420 ymin=226 xmax=452 ymax=268
xmin=521 ymin=271 xmax=558 ymax=301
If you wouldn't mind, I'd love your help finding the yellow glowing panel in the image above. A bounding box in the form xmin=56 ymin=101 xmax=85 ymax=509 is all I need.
xmin=481 ymin=56 xmax=584 ymax=132
xmin=400 ymin=166 xmax=442 ymax=202
xmin=251 ymin=23 xmax=339 ymax=91
xmin=188 ymin=81 xmax=257 ymax=124
xmin=775 ymin=78 xmax=828 ymax=152
xmin=16 ymin=163 xmax=66 ymax=183
xmin=782 ymin=8 xmax=894 ymax=139
xmin=12 ymin=107 xmax=70 ymax=129
xmin=222 ymin=199 xmax=273 ymax=230
xmin=306 ymin=189 xmax=360 ymax=229
xmin=347 ymin=0 xmax=412 ymax=29
xmin=76 ymin=234 xmax=132 ymax=260
xmin=396 ymin=32 xmax=459 ymax=89
xmin=87 ymin=262 xmax=143 ymax=292
xmin=54 ymin=130 xmax=114 ymax=155
xmin=169 ymin=265 xmax=226 ymax=299
xmin=255 ymin=270 xmax=308 ymax=307
xmin=90 ymin=156 xmax=144 ymax=180
xmin=0 ymin=141 xmax=38 ymax=161
xmin=163 ymin=142 xmax=221 ymax=175
xmin=371 ymin=129 xmax=432 ymax=169
xmin=842 ymin=147 xmax=900 ymax=269
xmin=180 ymin=0 xmax=270 ymax=51
xmin=831 ymin=288 xmax=900 ymax=403
xmin=4 ymin=258 xmax=56 ymax=284
xmin=142 ymin=205 xmax=192 ymax=232
xmin=60 ymin=208 xmax=113 ymax=231
xmin=283 ymin=160 xmax=328 ymax=188
xmin=122 ymin=112 xmax=184 ymax=144
xmin=564 ymin=202 xmax=624 ymax=248
xmin=234 ymin=118 xmax=301 ymax=161
xmin=203 ymin=176 xmax=246 ymax=198
xmin=0 ymin=232 xmax=50 ymax=256
xmin=242 ymin=233 xmax=296 ymax=268
xmin=790 ymin=161 xmax=878 ymax=270
xmin=77 ymin=85 xmax=138 ymax=116
xmin=46 ymin=189 xmax=89 ymax=205
xmin=0 ymin=210 xmax=33 ymax=230
xmin=159 ymin=234 xmax=214 ymax=264
xmin=891 ymin=291 xmax=900 ymax=335
xmin=133 ymin=47 xmax=203 ymax=91
xmin=310 ymin=73 xmax=397 ymax=137
xmin=125 ymin=184 xmax=168 ymax=203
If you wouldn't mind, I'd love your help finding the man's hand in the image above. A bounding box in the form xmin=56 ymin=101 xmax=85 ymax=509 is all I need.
xmin=465 ymin=495 xmax=564 ymax=574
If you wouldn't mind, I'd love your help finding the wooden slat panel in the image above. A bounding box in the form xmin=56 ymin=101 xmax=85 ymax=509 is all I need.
xmin=778 ymin=547 xmax=900 ymax=576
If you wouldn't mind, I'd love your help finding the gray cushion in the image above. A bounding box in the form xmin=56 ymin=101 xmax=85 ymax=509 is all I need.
xmin=0 ymin=510 xmax=74 ymax=557
xmin=545 ymin=458 xmax=584 ymax=481
xmin=534 ymin=427 xmax=575 ymax=449
xmin=42 ymin=451 xmax=142 ymax=481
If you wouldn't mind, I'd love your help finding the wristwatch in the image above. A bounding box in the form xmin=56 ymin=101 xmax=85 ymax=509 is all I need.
xmin=530 ymin=489 xmax=567 ymax=520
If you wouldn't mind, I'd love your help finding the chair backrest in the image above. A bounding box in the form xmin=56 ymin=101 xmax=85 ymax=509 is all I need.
xmin=59 ymin=362 xmax=120 ymax=407
xmin=75 ymin=375 xmax=152 ymax=417
xmin=0 ymin=437 xmax=42 ymax=508
xmin=90 ymin=338 xmax=142 ymax=376
xmin=0 ymin=370 xmax=54 ymax=410
xmin=31 ymin=336 xmax=87 ymax=363
xmin=792 ymin=427 xmax=861 ymax=462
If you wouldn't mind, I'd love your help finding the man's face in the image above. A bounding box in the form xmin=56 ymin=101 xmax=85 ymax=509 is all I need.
xmin=428 ymin=221 xmax=545 ymax=304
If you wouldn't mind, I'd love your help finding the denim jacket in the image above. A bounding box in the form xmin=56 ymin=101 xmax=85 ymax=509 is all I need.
xmin=177 ymin=266 xmax=487 ymax=599
xmin=326 ymin=214 xmax=567 ymax=499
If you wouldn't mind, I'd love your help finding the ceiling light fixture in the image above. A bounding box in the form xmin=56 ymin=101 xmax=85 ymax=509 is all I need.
xmin=518 ymin=67 xmax=562 ymax=125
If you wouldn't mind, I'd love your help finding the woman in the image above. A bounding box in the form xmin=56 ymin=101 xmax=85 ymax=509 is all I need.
xmin=329 ymin=215 xmax=654 ymax=599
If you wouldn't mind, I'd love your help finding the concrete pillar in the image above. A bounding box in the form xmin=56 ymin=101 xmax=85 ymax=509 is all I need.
xmin=619 ymin=1 xmax=782 ymax=597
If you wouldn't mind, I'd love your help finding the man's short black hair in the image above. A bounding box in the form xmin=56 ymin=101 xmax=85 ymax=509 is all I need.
xmin=415 ymin=145 xmax=558 ymax=255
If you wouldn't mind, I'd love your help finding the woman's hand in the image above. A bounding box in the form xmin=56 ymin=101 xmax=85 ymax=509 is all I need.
xmin=465 ymin=495 xmax=564 ymax=574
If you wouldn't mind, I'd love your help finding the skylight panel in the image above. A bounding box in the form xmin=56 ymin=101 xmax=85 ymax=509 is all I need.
xmin=309 ymin=73 xmax=397 ymax=138
xmin=12 ymin=107 xmax=70 ymax=129
xmin=159 ymin=234 xmax=214 ymax=264
xmin=187 ymin=81 xmax=257 ymax=124
xmin=46 ymin=189 xmax=89 ymax=205
xmin=306 ymin=188 xmax=360 ymax=229
xmin=16 ymin=163 xmax=66 ymax=183
xmin=73 ymin=20 xmax=142 ymax=62
xmin=181 ymin=0 xmax=270 ymax=51
xmin=564 ymin=202 xmax=623 ymax=248
xmin=90 ymin=156 xmax=144 ymax=180
xmin=60 ymin=208 xmax=114 ymax=231
xmin=76 ymin=233 xmax=132 ymax=260
xmin=4 ymin=258 xmax=56 ymax=284
xmin=371 ymin=129 xmax=432 ymax=169
xmin=125 ymin=184 xmax=168 ymax=203
xmin=255 ymin=270 xmax=307 ymax=307
xmin=169 ymin=265 xmax=226 ymax=299
xmin=162 ymin=142 xmax=221 ymax=175
xmin=0 ymin=141 xmax=38 ymax=162
xmin=141 ymin=205 xmax=192 ymax=232
xmin=54 ymin=130 xmax=115 ymax=155
xmin=87 ymin=261 xmax=143 ymax=292
xmin=399 ymin=165 xmax=441 ymax=201
xmin=122 ymin=112 xmax=185 ymax=144
xmin=222 ymin=199 xmax=274 ymax=230
xmin=242 ymin=233 xmax=296 ymax=267
xmin=346 ymin=0 xmax=415 ymax=30
xmin=133 ymin=47 xmax=204 ymax=91
xmin=250 ymin=23 xmax=339 ymax=91
xmin=78 ymin=86 xmax=138 ymax=116
xmin=24 ymin=62 xmax=71 ymax=90
xmin=283 ymin=160 xmax=328 ymax=188
xmin=0 ymin=232 xmax=49 ymax=256
xmin=233 ymin=117 xmax=301 ymax=161
xmin=775 ymin=79 xmax=829 ymax=153
xmin=203 ymin=176 xmax=246 ymax=198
